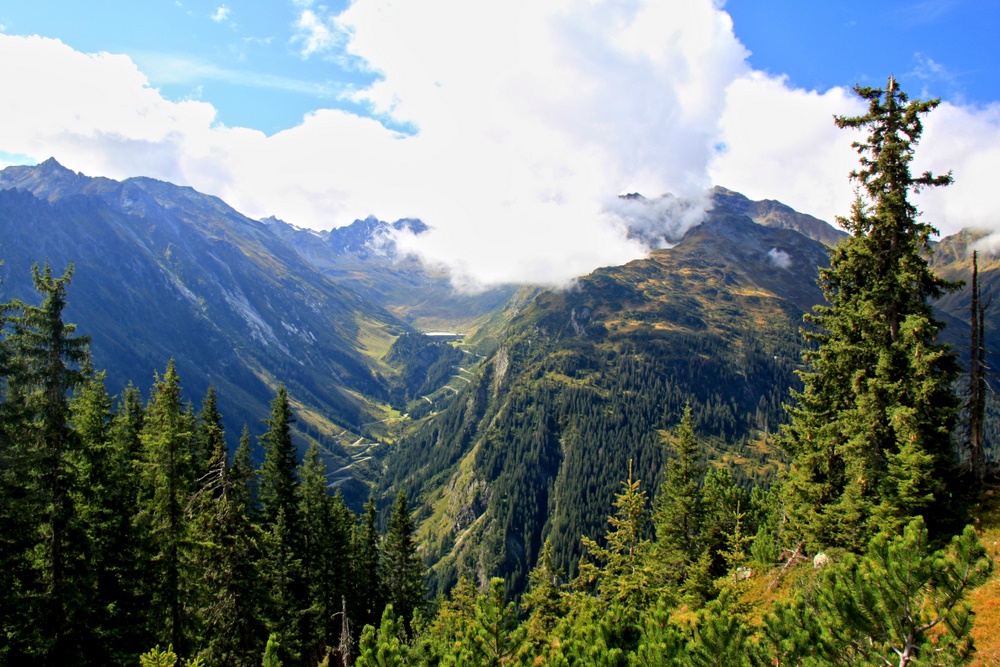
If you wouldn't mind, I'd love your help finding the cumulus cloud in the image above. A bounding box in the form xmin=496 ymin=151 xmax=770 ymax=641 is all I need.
xmin=911 ymin=101 xmax=1000 ymax=236
xmin=709 ymin=71 xmax=1000 ymax=240
xmin=709 ymin=72 xmax=864 ymax=226
xmin=604 ymin=193 xmax=709 ymax=249
xmin=0 ymin=1 xmax=751 ymax=287
xmin=2 ymin=1 xmax=999 ymax=289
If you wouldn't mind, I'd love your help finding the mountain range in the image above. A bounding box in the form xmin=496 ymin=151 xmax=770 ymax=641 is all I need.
xmin=0 ymin=158 xmax=991 ymax=571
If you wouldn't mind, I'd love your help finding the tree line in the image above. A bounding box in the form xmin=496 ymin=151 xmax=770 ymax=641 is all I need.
xmin=0 ymin=264 xmax=424 ymax=667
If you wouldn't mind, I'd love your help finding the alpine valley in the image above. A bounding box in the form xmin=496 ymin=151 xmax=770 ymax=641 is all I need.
xmin=0 ymin=158 xmax=994 ymax=590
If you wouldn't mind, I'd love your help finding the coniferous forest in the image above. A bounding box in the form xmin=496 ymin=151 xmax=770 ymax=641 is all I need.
xmin=2 ymin=81 xmax=999 ymax=667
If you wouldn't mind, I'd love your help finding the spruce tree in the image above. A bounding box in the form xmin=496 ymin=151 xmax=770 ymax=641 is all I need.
xmin=257 ymin=385 xmax=306 ymax=665
xmin=579 ymin=460 xmax=651 ymax=610
xmin=231 ymin=425 xmax=258 ymax=521
xmin=0 ymin=267 xmax=27 ymax=665
xmin=194 ymin=384 xmax=225 ymax=480
xmin=258 ymin=384 xmax=298 ymax=527
xmin=297 ymin=443 xmax=354 ymax=662
xmin=652 ymin=404 xmax=705 ymax=594
xmin=519 ymin=540 xmax=567 ymax=659
xmin=781 ymin=77 xmax=960 ymax=550
xmin=7 ymin=263 xmax=93 ymax=665
xmin=191 ymin=403 xmax=264 ymax=667
xmin=353 ymin=496 xmax=384 ymax=631
xmin=381 ymin=490 xmax=425 ymax=631
xmin=104 ymin=383 xmax=150 ymax=662
xmin=136 ymin=360 xmax=197 ymax=656
xmin=71 ymin=369 xmax=138 ymax=665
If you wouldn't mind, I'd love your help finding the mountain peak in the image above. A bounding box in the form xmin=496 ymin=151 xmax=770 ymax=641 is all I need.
xmin=711 ymin=185 xmax=848 ymax=247
xmin=37 ymin=157 xmax=74 ymax=174
xmin=0 ymin=157 xmax=105 ymax=202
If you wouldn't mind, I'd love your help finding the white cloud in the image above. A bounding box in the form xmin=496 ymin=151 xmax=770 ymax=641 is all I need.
xmin=211 ymin=6 xmax=231 ymax=23
xmin=914 ymin=100 xmax=1000 ymax=236
xmin=710 ymin=71 xmax=864 ymax=225
xmin=709 ymin=71 xmax=1000 ymax=239
xmin=2 ymin=1 xmax=999 ymax=289
xmin=292 ymin=8 xmax=340 ymax=57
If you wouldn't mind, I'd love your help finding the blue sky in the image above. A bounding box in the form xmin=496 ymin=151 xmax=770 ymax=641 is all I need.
xmin=3 ymin=1 xmax=995 ymax=134
xmin=727 ymin=0 xmax=999 ymax=106
xmin=1 ymin=1 xmax=998 ymax=286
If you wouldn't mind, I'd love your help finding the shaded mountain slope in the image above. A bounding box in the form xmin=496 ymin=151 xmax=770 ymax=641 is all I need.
xmin=0 ymin=159 xmax=408 ymax=456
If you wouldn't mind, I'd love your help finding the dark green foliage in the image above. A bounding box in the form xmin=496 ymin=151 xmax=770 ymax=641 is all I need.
xmin=194 ymin=384 xmax=225 ymax=479
xmin=782 ymin=78 xmax=961 ymax=550
xmin=384 ymin=296 xmax=803 ymax=596
xmin=652 ymin=404 xmax=705 ymax=594
xmin=382 ymin=491 xmax=426 ymax=630
xmin=580 ymin=461 xmax=652 ymax=610
xmin=0 ymin=261 xmax=393 ymax=664
xmin=297 ymin=443 xmax=353 ymax=662
xmin=256 ymin=385 xmax=308 ymax=664
xmin=3 ymin=263 xmax=94 ymax=665
xmin=385 ymin=333 xmax=466 ymax=404
xmin=812 ymin=519 xmax=990 ymax=666
xmin=684 ymin=592 xmax=754 ymax=667
xmin=189 ymin=392 xmax=266 ymax=667
xmin=353 ymin=496 xmax=385 ymax=631
xmin=72 ymin=371 xmax=150 ymax=664
xmin=354 ymin=605 xmax=409 ymax=667
xmin=136 ymin=360 xmax=197 ymax=655
xmin=258 ymin=384 xmax=298 ymax=527
xmin=629 ymin=602 xmax=686 ymax=667
xmin=519 ymin=540 xmax=568 ymax=658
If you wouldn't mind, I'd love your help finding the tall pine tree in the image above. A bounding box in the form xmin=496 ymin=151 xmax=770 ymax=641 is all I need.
xmin=353 ymin=496 xmax=384 ymax=631
xmin=297 ymin=442 xmax=354 ymax=663
xmin=652 ymin=404 xmax=705 ymax=595
xmin=381 ymin=490 xmax=425 ymax=632
xmin=7 ymin=263 xmax=93 ymax=666
xmin=257 ymin=384 xmax=306 ymax=666
xmin=136 ymin=360 xmax=197 ymax=656
xmin=190 ymin=400 xmax=265 ymax=667
xmin=781 ymin=77 xmax=960 ymax=550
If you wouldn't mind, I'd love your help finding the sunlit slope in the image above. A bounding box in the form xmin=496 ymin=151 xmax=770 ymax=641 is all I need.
xmin=381 ymin=204 xmax=833 ymax=595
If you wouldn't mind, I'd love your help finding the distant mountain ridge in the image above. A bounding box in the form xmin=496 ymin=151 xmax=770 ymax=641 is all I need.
xmin=711 ymin=186 xmax=849 ymax=247
xmin=379 ymin=197 xmax=834 ymax=594
xmin=0 ymin=159 xmax=408 ymax=481
xmin=264 ymin=214 xmax=518 ymax=333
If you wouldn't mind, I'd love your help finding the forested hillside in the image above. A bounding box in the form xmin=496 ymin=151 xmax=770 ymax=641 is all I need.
xmin=379 ymin=204 xmax=836 ymax=595
xmin=2 ymin=79 xmax=1000 ymax=667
